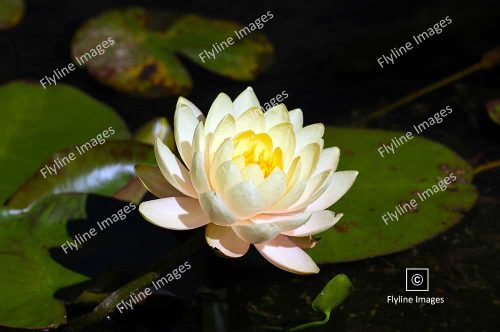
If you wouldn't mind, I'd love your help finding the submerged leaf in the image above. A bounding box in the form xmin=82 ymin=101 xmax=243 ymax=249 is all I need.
xmin=486 ymin=99 xmax=500 ymax=125
xmin=309 ymin=127 xmax=477 ymax=263
xmin=0 ymin=82 xmax=130 ymax=205
xmin=0 ymin=0 xmax=24 ymax=30
xmin=72 ymin=8 xmax=274 ymax=98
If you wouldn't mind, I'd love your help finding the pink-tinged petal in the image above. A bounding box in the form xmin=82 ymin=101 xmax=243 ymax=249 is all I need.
xmin=288 ymin=108 xmax=303 ymax=131
xmin=232 ymin=220 xmax=280 ymax=244
xmin=199 ymin=191 xmax=238 ymax=226
xmin=233 ymin=87 xmax=260 ymax=117
xmin=306 ymin=171 xmax=358 ymax=211
xmin=313 ymin=147 xmax=340 ymax=176
xmin=139 ymin=197 xmax=209 ymax=230
xmin=174 ymin=97 xmax=204 ymax=169
xmin=205 ymin=223 xmax=250 ymax=258
xmin=255 ymin=235 xmax=319 ymax=274
xmin=155 ymin=138 xmax=198 ymax=198
xmin=135 ymin=164 xmax=184 ymax=198
xmin=282 ymin=211 xmax=342 ymax=236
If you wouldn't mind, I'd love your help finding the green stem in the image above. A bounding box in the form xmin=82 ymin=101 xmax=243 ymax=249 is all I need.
xmin=69 ymin=230 xmax=205 ymax=329
xmin=362 ymin=62 xmax=484 ymax=124
xmin=288 ymin=312 xmax=330 ymax=331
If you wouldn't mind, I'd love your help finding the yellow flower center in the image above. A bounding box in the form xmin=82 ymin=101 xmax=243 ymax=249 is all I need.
xmin=232 ymin=131 xmax=283 ymax=177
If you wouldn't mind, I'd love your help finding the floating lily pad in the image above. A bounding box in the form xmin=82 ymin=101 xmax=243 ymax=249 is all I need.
xmin=0 ymin=194 xmax=89 ymax=329
xmin=309 ymin=127 xmax=477 ymax=263
xmin=486 ymin=99 xmax=500 ymax=125
xmin=0 ymin=82 xmax=129 ymax=205
xmin=0 ymin=0 xmax=24 ymax=30
xmin=6 ymin=141 xmax=155 ymax=209
xmin=72 ymin=7 xmax=274 ymax=98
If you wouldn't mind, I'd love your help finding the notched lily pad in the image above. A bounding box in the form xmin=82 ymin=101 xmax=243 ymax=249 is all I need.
xmin=309 ymin=127 xmax=478 ymax=263
xmin=72 ymin=7 xmax=274 ymax=98
xmin=0 ymin=0 xmax=25 ymax=30
xmin=0 ymin=194 xmax=89 ymax=329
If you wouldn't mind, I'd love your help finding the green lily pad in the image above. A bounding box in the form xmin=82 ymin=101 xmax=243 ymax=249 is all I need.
xmin=71 ymin=7 xmax=274 ymax=98
xmin=309 ymin=127 xmax=477 ymax=263
xmin=0 ymin=82 xmax=129 ymax=205
xmin=6 ymin=141 xmax=155 ymax=209
xmin=0 ymin=0 xmax=25 ymax=30
xmin=0 ymin=194 xmax=89 ymax=329
xmin=486 ymin=99 xmax=500 ymax=125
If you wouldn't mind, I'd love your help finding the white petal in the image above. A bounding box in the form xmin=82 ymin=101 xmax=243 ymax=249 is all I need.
xmin=135 ymin=164 xmax=184 ymax=198
xmin=314 ymin=147 xmax=340 ymax=176
xmin=282 ymin=210 xmax=342 ymax=236
xmin=264 ymin=104 xmax=289 ymax=130
xmin=214 ymin=160 xmax=243 ymax=194
xmin=236 ymin=107 xmax=265 ymax=133
xmin=240 ymin=164 xmax=265 ymax=186
xmin=288 ymin=108 xmax=303 ymax=131
xmin=155 ymin=138 xmax=197 ymax=198
xmin=209 ymin=138 xmax=234 ymax=189
xmin=190 ymin=152 xmax=211 ymax=194
xmin=255 ymin=235 xmax=319 ymax=274
xmin=270 ymin=180 xmax=307 ymax=212
xmin=222 ymin=180 xmax=266 ymax=219
xmin=306 ymin=171 xmax=359 ymax=211
xmin=295 ymin=124 xmax=325 ymax=153
xmin=139 ymin=197 xmax=209 ymax=230
xmin=232 ymin=220 xmax=280 ymax=244
xmin=258 ymin=168 xmax=287 ymax=209
xmin=205 ymin=93 xmax=234 ymax=134
xmin=199 ymin=191 xmax=238 ymax=226
xmin=251 ymin=212 xmax=312 ymax=232
xmin=205 ymin=223 xmax=250 ymax=258
xmin=296 ymin=143 xmax=321 ymax=181
xmin=268 ymin=123 xmax=296 ymax=167
xmin=285 ymin=157 xmax=301 ymax=189
xmin=289 ymin=170 xmax=333 ymax=211
xmin=209 ymin=114 xmax=235 ymax=158
xmin=177 ymin=96 xmax=204 ymax=118
xmin=233 ymin=87 xmax=260 ymax=116
xmin=174 ymin=98 xmax=204 ymax=168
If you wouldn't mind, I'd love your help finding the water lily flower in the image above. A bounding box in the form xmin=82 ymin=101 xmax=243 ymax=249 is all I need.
xmin=137 ymin=87 xmax=358 ymax=274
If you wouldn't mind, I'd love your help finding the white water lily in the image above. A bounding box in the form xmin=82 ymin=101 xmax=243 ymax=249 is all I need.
xmin=137 ymin=87 xmax=358 ymax=274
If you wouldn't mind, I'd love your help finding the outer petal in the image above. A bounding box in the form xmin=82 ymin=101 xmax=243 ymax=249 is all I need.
xmin=251 ymin=212 xmax=312 ymax=232
xmin=270 ymin=180 xmax=307 ymax=212
xmin=255 ymin=235 xmax=319 ymax=274
xmin=155 ymin=138 xmax=197 ymax=198
xmin=313 ymin=147 xmax=340 ymax=176
xmin=205 ymin=93 xmax=234 ymax=134
xmin=264 ymin=104 xmax=289 ymax=130
xmin=233 ymin=87 xmax=260 ymax=117
xmin=306 ymin=171 xmax=359 ymax=211
xmin=295 ymin=124 xmax=325 ymax=153
xmin=289 ymin=170 xmax=333 ymax=211
xmin=222 ymin=180 xmax=266 ymax=219
xmin=232 ymin=220 xmax=280 ymax=244
xmin=139 ymin=197 xmax=209 ymax=230
xmin=199 ymin=191 xmax=238 ymax=226
xmin=135 ymin=164 xmax=184 ymax=198
xmin=296 ymin=143 xmax=321 ymax=181
xmin=206 ymin=223 xmax=250 ymax=258
xmin=282 ymin=210 xmax=342 ymax=236
xmin=288 ymin=108 xmax=303 ymax=131
xmin=190 ymin=152 xmax=211 ymax=194
xmin=174 ymin=98 xmax=204 ymax=169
